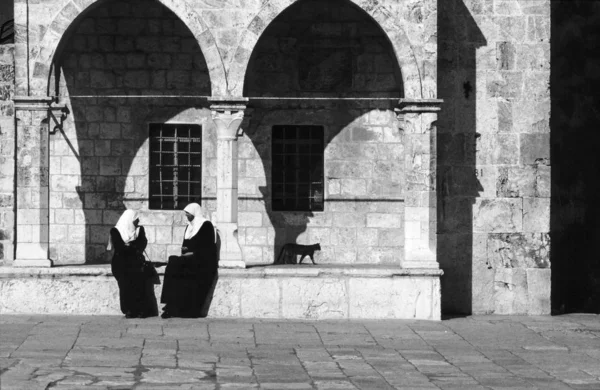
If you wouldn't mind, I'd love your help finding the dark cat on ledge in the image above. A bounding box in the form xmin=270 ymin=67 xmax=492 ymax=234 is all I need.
xmin=275 ymin=243 xmax=321 ymax=265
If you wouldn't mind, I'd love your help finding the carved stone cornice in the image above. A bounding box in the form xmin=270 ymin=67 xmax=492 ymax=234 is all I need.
xmin=208 ymin=97 xmax=249 ymax=113
xmin=13 ymin=96 xmax=68 ymax=112
xmin=395 ymin=98 xmax=443 ymax=114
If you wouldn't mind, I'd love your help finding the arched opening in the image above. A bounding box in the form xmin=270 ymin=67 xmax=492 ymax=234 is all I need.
xmin=48 ymin=0 xmax=213 ymax=264
xmin=244 ymin=0 xmax=403 ymax=98
xmin=239 ymin=0 xmax=406 ymax=265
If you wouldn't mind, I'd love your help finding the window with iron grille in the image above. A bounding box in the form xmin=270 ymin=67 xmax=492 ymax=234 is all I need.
xmin=149 ymin=123 xmax=202 ymax=210
xmin=272 ymin=125 xmax=324 ymax=212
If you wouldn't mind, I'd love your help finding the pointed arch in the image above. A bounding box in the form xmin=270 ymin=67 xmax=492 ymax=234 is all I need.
xmin=29 ymin=0 xmax=227 ymax=97
xmin=227 ymin=0 xmax=424 ymax=98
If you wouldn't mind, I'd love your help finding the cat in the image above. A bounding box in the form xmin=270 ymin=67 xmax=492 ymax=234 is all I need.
xmin=275 ymin=243 xmax=321 ymax=265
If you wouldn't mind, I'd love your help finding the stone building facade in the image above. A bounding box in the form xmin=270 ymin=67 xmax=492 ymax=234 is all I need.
xmin=0 ymin=0 xmax=553 ymax=317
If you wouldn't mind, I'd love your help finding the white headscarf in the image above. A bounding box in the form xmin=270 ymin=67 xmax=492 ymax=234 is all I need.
xmin=183 ymin=203 xmax=217 ymax=242
xmin=107 ymin=210 xmax=139 ymax=250
xmin=183 ymin=203 xmax=207 ymax=240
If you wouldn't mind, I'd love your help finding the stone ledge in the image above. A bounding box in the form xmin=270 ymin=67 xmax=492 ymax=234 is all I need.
xmin=0 ymin=265 xmax=442 ymax=319
xmin=0 ymin=264 xmax=443 ymax=279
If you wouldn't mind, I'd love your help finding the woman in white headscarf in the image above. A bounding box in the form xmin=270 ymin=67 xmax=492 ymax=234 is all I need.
xmin=160 ymin=203 xmax=218 ymax=318
xmin=108 ymin=210 xmax=156 ymax=318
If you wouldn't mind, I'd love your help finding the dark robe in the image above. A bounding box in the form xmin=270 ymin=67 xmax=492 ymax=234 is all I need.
xmin=110 ymin=226 xmax=158 ymax=317
xmin=160 ymin=221 xmax=218 ymax=318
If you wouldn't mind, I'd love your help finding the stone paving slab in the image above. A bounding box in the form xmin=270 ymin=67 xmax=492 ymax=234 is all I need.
xmin=0 ymin=314 xmax=599 ymax=389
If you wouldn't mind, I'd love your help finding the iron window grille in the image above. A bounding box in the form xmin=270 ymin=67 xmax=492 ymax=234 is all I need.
xmin=149 ymin=123 xmax=202 ymax=210
xmin=272 ymin=125 xmax=324 ymax=212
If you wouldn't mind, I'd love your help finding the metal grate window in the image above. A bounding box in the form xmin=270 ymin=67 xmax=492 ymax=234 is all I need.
xmin=149 ymin=123 xmax=202 ymax=210
xmin=272 ymin=125 xmax=324 ymax=212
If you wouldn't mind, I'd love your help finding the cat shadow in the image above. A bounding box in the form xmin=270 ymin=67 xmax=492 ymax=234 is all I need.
xmin=257 ymin=186 xmax=317 ymax=265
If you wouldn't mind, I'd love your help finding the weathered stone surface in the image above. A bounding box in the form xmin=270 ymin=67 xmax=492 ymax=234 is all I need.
xmin=520 ymin=133 xmax=550 ymax=165
xmin=526 ymin=268 xmax=551 ymax=315
xmin=487 ymin=233 xmax=550 ymax=269
xmin=473 ymin=198 xmax=522 ymax=233
xmin=523 ymin=197 xmax=550 ymax=232
xmin=141 ymin=368 xmax=206 ymax=383
xmin=496 ymin=166 xmax=537 ymax=198
xmin=494 ymin=267 xmax=528 ymax=314
xmin=348 ymin=277 xmax=437 ymax=319
xmin=208 ymin=278 xmax=241 ymax=317
xmin=281 ymin=278 xmax=347 ymax=319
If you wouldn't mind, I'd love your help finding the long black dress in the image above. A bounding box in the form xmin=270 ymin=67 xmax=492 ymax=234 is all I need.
xmin=110 ymin=226 xmax=157 ymax=318
xmin=160 ymin=221 xmax=218 ymax=318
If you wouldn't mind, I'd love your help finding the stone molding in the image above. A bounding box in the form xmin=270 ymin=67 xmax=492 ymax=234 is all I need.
xmin=13 ymin=96 xmax=54 ymax=111
xmin=395 ymin=98 xmax=444 ymax=114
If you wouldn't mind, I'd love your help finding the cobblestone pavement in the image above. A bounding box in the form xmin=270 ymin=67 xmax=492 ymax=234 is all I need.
xmin=1 ymin=314 xmax=599 ymax=389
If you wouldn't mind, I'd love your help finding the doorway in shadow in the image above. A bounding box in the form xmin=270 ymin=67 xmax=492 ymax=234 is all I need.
xmin=550 ymin=1 xmax=600 ymax=314
xmin=242 ymin=0 xmax=404 ymax=265
xmin=49 ymin=0 xmax=211 ymax=264
xmin=437 ymin=0 xmax=486 ymax=315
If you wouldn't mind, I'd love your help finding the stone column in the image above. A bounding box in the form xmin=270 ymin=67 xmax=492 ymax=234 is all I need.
xmin=12 ymin=97 xmax=54 ymax=267
xmin=209 ymin=98 xmax=248 ymax=268
xmin=396 ymin=99 xmax=443 ymax=269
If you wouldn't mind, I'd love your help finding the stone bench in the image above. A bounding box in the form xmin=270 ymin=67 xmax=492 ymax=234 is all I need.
xmin=0 ymin=265 xmax=442 ymax=319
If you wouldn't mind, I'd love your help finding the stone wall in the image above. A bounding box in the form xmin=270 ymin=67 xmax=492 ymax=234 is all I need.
xmin=238 ymin=106 xmax=404 ymax=265
xmin=438 ymin=0 xmax=551 ymax=314
xmin=0 ymin=44 xmax=14 ymax=265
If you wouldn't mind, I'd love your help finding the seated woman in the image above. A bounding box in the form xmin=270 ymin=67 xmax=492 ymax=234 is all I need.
xmin=108 ymin=210 xmax=158 ymax=318
xmin=160 ymin=203 xmax=218 ymax=318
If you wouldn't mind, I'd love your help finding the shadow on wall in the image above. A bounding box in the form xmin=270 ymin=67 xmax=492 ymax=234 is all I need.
xmin=550 ymin=1 xmax=600 ymax=314
xmin=50 ymin=0 xmax=211 ymax=264
xmin=437 ymin=0 xmax=485 ymax=315
xmin=243 ymin=0 xmax=403 ymax=263
xmin=245 ymin=104 xmax=401 ymax=265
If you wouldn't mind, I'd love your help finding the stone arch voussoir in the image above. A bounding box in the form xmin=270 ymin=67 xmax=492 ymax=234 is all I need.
xmin=228 ymin=0 xmax=424 ymax=98
xmin=30 ymin=0 xmax=227 ymax=97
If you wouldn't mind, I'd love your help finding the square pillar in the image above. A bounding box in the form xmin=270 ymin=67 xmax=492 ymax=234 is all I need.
xmin=397 ymin=99 xmax=443 ymax=269
xmin=209 ymin=98 xmax=249 ymax=269
xmin=12 ymin=97 xmax=54 ymax=267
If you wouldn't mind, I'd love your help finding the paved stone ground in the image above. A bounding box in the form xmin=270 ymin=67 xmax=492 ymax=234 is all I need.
xmin=1 ymin=314 xmax=599 ymax=389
